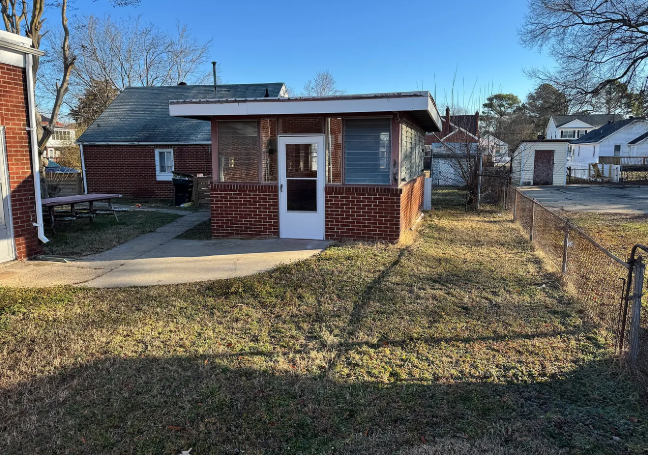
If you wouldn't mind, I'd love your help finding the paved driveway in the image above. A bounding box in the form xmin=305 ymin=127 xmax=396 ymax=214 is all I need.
xmin=0 ymin=211 xmax=329 ymax=288
xmin=518 ymin=185 xmax=648 ymax=214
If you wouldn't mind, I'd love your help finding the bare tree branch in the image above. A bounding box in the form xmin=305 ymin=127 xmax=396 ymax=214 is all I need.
xmin=520 ymin=0 xmax=648 ymax=109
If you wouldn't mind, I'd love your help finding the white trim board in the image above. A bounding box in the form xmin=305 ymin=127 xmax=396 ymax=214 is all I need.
xmin=169 ymin=93 xmax=441 ymax=132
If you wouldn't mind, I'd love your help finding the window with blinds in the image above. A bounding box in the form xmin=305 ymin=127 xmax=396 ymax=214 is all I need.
xmin=344 ymin=118 xmax=391 ymax=185
xmin=218 ymin=121 xmax=259 ymax=182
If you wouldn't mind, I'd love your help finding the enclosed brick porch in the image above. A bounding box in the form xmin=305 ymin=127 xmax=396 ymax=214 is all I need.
xmin=170 ymin=92 xmax=440 ymax=242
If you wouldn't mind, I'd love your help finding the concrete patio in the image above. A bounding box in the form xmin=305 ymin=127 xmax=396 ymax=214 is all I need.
xmin=0 ymin=211 xmax=329 ymax=288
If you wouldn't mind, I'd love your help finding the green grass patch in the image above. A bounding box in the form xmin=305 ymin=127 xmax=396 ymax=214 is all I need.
xmin=1 ymin=190 xmax=646 ymax=453
xmin=43 ymin=211 xmax=180 ymax=257
xmin=176 ymin=219 xmax=212 ymax=240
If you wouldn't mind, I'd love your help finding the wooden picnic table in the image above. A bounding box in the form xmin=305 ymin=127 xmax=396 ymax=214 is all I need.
xmin=41 ymin=193 xmax=122 ymax=232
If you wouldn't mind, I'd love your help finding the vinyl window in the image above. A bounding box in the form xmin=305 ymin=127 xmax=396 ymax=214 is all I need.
xmin=614 ymin=145 xmax=621 ymax=157
xmin=155 ymin=149 xmax=174 ymax=181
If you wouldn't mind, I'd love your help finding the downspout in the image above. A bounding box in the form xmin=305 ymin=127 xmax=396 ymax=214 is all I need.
xmin=79 ymin=143 xmax=88 ymax=193
xmin=25 ymin=53 xmax=48 ymax=243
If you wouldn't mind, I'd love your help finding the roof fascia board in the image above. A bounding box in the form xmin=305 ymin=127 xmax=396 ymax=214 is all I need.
xmin=0 ymin=40 xmax=45 ymax=56
xmin=169 ymin=95 xmax=441 ymax=131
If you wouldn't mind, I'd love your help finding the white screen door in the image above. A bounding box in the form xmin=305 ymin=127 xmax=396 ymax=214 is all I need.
xmin=278 ymin=135 xmax=325 ymax=240
xmin=0 ymin=127 xmax=16 ymax=263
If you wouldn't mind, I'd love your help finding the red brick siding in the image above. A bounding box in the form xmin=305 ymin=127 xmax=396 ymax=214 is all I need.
xmin=325 ymin=185 xmax=402 ymax=242
xmin=279 ymin=117 xmax=324 ymax=134
xmin=400 ymin=175 xmax=424 ymax=233
xmin=84 ymin=144 xmax=211 ymax=198
xmin=0 ymin=62 xmax=42 ymax=259
xmin=210 ymin=182 xmax=278 ymax=238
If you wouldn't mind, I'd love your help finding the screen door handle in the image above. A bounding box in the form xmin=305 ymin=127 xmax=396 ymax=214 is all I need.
xmin=280 ymin=184 xmax=283 ymax=192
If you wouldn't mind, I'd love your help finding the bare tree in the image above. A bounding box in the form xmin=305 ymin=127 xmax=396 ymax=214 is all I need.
xmin=70 ymin=16 xmax=212 ymax=92
xmin=1 ymin=0 xmax=139 ymax=154
xmin=520 ymin=0 xmax=648 ymax=109
xmin=303 ymin=70 xmax=345 ymax=96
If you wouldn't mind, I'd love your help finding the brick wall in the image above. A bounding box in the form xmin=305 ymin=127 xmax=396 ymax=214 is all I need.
xmin=210 ymin=182 xmax=278 ymax=238
xmin=84 ymin=144 xmax=211 ymax=198
xmin=325 ymin=185 xmax=402 ymax=242
xmin=279 ymin=117 xmax=324 ymax=134
xmin=400 ymin=175 xmax=424 ymax=233
xmin=0 ymin=62 xmax=42 ymax=260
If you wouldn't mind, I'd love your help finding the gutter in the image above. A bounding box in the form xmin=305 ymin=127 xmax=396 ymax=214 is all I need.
xmin=79 ymin=144 xmax=88 ymax=194
xmin=25 ymin=54 xmax=48 ymax=243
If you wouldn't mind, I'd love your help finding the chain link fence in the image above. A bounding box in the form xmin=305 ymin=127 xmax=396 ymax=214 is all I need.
xmin=510 ymin=188 xmax=647 ymax=377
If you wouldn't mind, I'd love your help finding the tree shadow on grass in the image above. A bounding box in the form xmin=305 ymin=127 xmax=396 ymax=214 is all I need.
xmin=1 ymin=356 xmax=646 ymax=455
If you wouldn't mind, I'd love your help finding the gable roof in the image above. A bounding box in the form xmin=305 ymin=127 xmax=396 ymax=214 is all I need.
xmin=425 ymin=114 xmax=479 ymax=145
xmin=629 ymin=131 xmax=648 ymax=145
xmin=552 ymin=114 xmax=624 ymax=128
xmin=78 ymin=83 xmax=285 ymax=144
xmin=570 ymin=118 xmax=640 ymax=144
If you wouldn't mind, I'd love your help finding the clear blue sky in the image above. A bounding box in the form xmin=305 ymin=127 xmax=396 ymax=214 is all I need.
xmin=69 ymin=0 xmax=552 ymax=111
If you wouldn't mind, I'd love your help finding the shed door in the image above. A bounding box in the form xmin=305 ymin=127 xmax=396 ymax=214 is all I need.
xmin=0 ymin=127 xmax=16 ymax=263
xmin=278 ymin=135 xmax=325 ymax=239
xmin=533 ymin=150 xmax=554 ymax=185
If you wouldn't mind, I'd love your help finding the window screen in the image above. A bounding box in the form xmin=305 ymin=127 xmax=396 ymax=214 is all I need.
xmin=218 ymin=121 xmax=259 ymax=182
xmin=344 ymin=118 xmax=391 ymax=185
xmin=400 ymin=120 xmax=424 ymax=183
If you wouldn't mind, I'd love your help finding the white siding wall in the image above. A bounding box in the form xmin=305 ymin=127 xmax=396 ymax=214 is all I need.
xmin=512 ymin=141 xmax=568 ymax=186
xmin=597 ymin=121 xmax=648 ymax=158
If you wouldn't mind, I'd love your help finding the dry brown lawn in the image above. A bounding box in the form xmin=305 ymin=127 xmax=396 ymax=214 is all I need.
xmin=0 ymin=190 xmax=646 ymax=454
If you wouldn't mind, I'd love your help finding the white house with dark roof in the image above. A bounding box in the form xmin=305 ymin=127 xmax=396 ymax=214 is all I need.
xmin=569 ymin=118 xmax=648 ymax=164
xmin=546 ymin=114 xmax=624 ymax=140
xmin=77 ymin=83 xmax=286 ymax=198
xmin=628 ymin=131 xmax=648 ymax=157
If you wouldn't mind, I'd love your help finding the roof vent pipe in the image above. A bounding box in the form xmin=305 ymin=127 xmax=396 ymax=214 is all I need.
xmin=264 ymin=87 xmax=269 ymax=98
xmin=211 ymin=61 xmax=217 ymax=96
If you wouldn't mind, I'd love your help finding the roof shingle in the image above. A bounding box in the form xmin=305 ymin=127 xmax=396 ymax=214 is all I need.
xmin=77 ymin=83 xmax=285 ymax=144
xmin=570 ymin=118 xmax=641 ymax=144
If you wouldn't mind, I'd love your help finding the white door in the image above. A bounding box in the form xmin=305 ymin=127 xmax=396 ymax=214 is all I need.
xmin=278 ymin=135 xmax=325 ymax=240
xmin=0 ymin=127 xmax=16 ymax=263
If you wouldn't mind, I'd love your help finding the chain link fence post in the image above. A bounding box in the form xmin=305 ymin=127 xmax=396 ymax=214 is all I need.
xmin=530 ymin=200 xmax=536 ymax=242
xmin=628 ymin=256 xmax=644 ymax=368
xmin=513 ymin=190 xmax=518 ymax=221
xmin=562 ymin=223 xmax=570 ymax=275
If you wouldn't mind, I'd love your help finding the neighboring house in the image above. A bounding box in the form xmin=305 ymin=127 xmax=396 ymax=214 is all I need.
xmin=0 ymin=30 xmax=47 ymax=262
xmin=511 ymin=140 xmax=570 ymax=186
xmin=628 ymin=131 xmax=648 ymax=157
xmin=425 ymin=108 xmax=479 ymax=186
xmin=568 ymin=118 xmax=648 ymax=178
xmin=41 ymin=115 xmax=76 ymax=162
xmin=480 ymin=133 xmax=509 ymax=165
xmin=546 ymin=114 xmax=624 ymax=140
xmin=77 ymin=83 xmax=287 ymax=198
xmin=169 ymin=91 xmax=441 ymax=242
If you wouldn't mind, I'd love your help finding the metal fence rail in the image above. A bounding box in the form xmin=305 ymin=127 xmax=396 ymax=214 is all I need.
xmin=510 ymin=188 xmax=646 ymax=373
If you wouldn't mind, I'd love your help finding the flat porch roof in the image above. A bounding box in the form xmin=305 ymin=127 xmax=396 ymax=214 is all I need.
xmin=168 ymin=91 xmax=442 ymax=132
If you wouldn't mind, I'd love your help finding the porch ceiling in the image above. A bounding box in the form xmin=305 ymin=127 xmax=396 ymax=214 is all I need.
xmin=169 ymin=92 xmax=442 ymax=133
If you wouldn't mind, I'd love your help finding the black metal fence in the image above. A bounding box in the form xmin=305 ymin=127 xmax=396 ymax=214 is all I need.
xmin=510 ymin=188 xmax=647 ymax=375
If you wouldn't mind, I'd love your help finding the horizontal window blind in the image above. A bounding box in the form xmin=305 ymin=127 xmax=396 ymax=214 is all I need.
xmin=344 ymin=118 xmax=391 ymax=185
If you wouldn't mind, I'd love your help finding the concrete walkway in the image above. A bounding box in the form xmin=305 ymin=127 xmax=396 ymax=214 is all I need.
xmin=0 ymin=211 xmax=329 ymax=288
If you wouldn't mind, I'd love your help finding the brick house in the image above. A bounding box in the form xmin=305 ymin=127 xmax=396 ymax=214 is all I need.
xmin=0 ymin=30 xmax=47 ymax=262
xmin=169 ymin=91 xmax=441 ymax=242
xmin=77 ymin=83 xmax=287 ymax=198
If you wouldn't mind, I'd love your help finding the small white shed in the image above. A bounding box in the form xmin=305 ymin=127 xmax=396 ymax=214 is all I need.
xmin=512 ymin=140 xmax=569 ymax=186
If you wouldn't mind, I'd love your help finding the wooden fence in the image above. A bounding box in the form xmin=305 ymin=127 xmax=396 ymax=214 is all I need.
xmin=44 ymin=173 xmax=83 ymax=197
